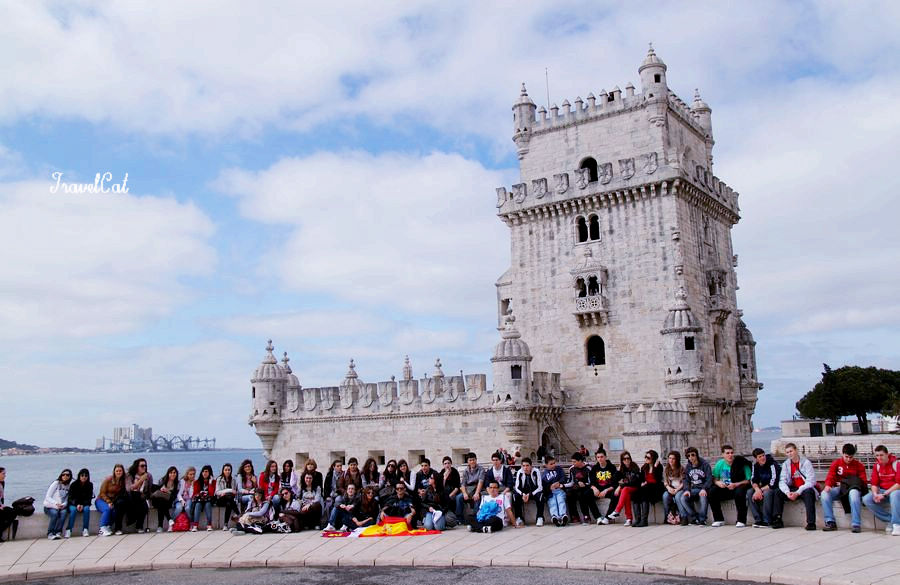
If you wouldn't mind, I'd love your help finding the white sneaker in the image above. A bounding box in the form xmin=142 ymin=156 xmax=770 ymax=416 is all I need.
xmin=48 ymin=534 xmax=56 ymax=540
xmin=482 ymin=526 xmax=492 ymax=533
xmin=598 ymin=516 xmax=609 ymax=525
xmin=886 ymin=525 xmax=893 ymax=534
xmin=206 ymin=525 xmax=213 ymax=532
xmin=82 ymin=529 xmax=89 ymax=537
xmin=64 ymin=529 xmax=71 ymax=539
xmin=467 ymin=524 xmax=474 ymax=532
xmin=892 ymin=524 xmax=900 ymax=536
xmin=222 ymin=526 xmax=229 ymax=531
xmin=536 ymin=517 xmax=544 ymax=527
xmin=624 ymin=519 xmax=632 ymax=526
xmin=735 ymin=522 xmax=746 ymax=528
xmin=156 ymin=527 xmax=163 ymax=533
xmin=324 ymin=524 xmax=336 ymax=531
xmin=169 ymin=519 xmax=175 ymax=528
xmin=339 ymin=525 xmax=348 ymax=532
xmin=114 ymin=530 xmax=123 ymax=535
xmin=99 ymin=527 xmax=110 ymax=537
xmin=607 ymin=511 xmax=620 ymax=519
xmin=711 ymin=521 xmax=725 ymax=527
xmin=515 ymin=517 xmax=524 ymax=527
xmin=190 ymin=526 xmax=197 ymax=532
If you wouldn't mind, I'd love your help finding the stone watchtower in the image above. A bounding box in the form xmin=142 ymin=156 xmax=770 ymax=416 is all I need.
xmin=495 ymin=45 xmax=761 ymax=455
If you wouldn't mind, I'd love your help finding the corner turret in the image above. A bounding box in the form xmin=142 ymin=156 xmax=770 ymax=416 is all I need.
xmin=491 ymin=310 xmax=533 ymax=405
xmin=639 ymin=43 xmax=667 ymax=101
xmin=512 ymin=83 xmax=537 ymax=160
xmin=249 ymin=339 xmax=286 ymax=458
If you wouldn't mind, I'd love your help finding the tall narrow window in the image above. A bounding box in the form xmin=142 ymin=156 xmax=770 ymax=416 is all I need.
xmin=587 ymin=276 xmax=599 ymax=296
xmin=579 ymin=157 xmax=599 ymax=182
xmin=576 ymin=278 xmax=587 ymax=298
xmin=576 ymin=217 xmax=588 ymax=243
xmin=588 ymin=214 xmax=600 ymax=240
xmin=684 ymin=336 xmax=695 ymax=351
xmin=586 ymin=336 xmax=606 ymax=366
xmin=713 ymin=333 xmax=722 ymax=363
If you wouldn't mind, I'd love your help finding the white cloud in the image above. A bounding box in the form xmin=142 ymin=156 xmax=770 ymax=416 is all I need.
xmin=214 ymin=151 xmax=511 ymax=319
xmin=0 ymin=179 xmax=216 ymax=340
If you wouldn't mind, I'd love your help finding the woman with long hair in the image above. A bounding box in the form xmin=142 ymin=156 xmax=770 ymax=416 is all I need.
xmin=125 ymin=458 xmax=153 ymax=533
xmin=296 ymin=471 xmax=323 ymax=530
xmin=237 ymin=487 xmax=271 ymax=534
xmin=303 ymin=459 xmax=324 ymax=493
xmin=662 ymin=451 xmax=684 ymax=525
xmin=397 ymin=460 xmax=414 ymax=491
xmin=361 ymin=458 xmax=380 ymax=492
xmin=280 ymin=459 xmax=299 ymax=497
xmin=237 ymin=459 xmax=257 ymax=512
xmin=67 ymin=468 xmax=93 ymax=537
xmin=42 ymin=468 xmax=72 ymax=539
xmin=608 ymin=452 xmax=641 ymax=526
xmin=192 ymin=464 xmax=216 ymax=531
xmin=352 ymin=486 xmax=379 ymax=529
xmin=632 ymin=449 xmax=664 ymax=527
xmin=173 ymin=466 xmax=196 ymax=526
xmin=150 ymin=466 xmax=179 ymax=532
xmin=215 ymin=463 xmax=240 ymax=531
xmin=259 ymin=460 xmax=281 ymax=512
xmin=96 ymin=463 xmax=126 ymax=536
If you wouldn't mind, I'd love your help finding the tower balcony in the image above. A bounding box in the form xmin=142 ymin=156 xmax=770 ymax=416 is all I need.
xmin=574 ymin=294 xmax=609 ymax=327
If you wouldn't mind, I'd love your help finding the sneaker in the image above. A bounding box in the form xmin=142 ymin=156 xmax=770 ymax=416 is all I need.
xmin=892 ymin=524 xmax=900 ymax=536
xmin=250 ymin=525 xmax=263 ymax=534
xmin=679 ymin=517 xmax=689 ymax=526
xmin=711 ymin=521 xmax=725 ymax=527
xmin=169 ymin=519 xmax=175 ymax=529
xmin=466 ymin=524 xmax=474 ymax=532
xmin=206 ymin=525 xmax=213 ymax=532
xmin=190 ymin=526 xmax=197 ymax=532
xmin=64 ymin=529 xmax=71 ymax=538
xmin=222 ymin=526 xmax=229 ymax=531
xmin=805 ymin=523 xmax=816 ymax=531
xmin=48 ymin=534 xmax=56 ymax=540
xmin=561 ymin=515 xmax=570 ymax=526
xmin=822 ymin=522 xmax=837 ymax=532
xmin=314 ymin=526 xmax=321 ymax=531
xmin=157 ymin=527 xmax=163 ymax=533
xmin=82 ymin=529 xmax=90 ymax=537
xmin=482 ymin=526 xmax=492 ymax=534
xmin=324 ymin=523 xmax=336 ymax=531
xmin=339 ymin=525 xmax=348 ymax=532
xmin=735 ymin=522 xmax=746 ymax=528
xmin=624 ymin=519 xmax=632 ymax=527
xmin=114 ymin=530 xmax=123 ymax=536
xmin=144 ymin=528 xmax=151 ymax=533
xmin=607 ymin=511 xmax=620 ymax=519
xmin=852 ymin=525 xmax=861 ymax=533
xmin=551 ymin=517 xmax=559 ymax=527
xmin=536 ymin=517 xmax=544 ymax=527
xmin=752 ymin=521 xmax=768 ymax=528
xmin=596 ymin=517 xmax=606 ymax=525
xmin=886 ymin=525 xmax=893 ymax=534
xmin=100 ymin=528 xmax=111 ymax=537
xmin=771 ymin=518 xmax=784 ymax=529
xmin=515 ymin=517 xmax=524 ymax=527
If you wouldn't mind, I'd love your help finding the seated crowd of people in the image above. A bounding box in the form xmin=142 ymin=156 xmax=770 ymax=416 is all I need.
xmin=6 ymin=440 xmax=899 ymax=540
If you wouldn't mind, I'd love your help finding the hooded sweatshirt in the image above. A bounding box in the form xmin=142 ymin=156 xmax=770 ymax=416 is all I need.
xmin=541 ymin=466 xmax=567 ymax=493
xmin=750 ymin=454 xmax=779 ymax=490
xmin=684 ymin=456 xmax=713 ymax=492
xmin=779 ymin=457 xmax=816 ymax=495
xmin=590 ymin=460 xmax=620 ymax=492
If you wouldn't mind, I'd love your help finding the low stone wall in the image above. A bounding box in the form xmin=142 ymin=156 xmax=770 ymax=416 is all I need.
xmin=771 ymin=433 xmax=900 ymax=457
xmin=6 ymin=495 xmax=888 ymax=542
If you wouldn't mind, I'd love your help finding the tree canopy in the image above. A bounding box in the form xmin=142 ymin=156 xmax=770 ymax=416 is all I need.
xmin=795 ymin=364 xmax=900 ymax=434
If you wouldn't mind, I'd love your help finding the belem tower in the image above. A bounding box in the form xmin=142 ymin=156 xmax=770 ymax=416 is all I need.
xmin=250 ymin=46 xmax=762 ymax=465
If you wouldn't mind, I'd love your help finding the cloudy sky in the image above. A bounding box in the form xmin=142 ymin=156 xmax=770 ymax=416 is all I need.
xmin=1 ymin=1 xmax=898 ymax=448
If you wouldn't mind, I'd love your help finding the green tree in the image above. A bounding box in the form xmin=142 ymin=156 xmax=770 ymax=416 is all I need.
xmin=796 ymin=364 xmax=897 ymax=435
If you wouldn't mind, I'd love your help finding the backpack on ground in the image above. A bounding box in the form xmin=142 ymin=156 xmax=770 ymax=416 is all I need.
xmin=12 ymin=497 xmax=35 ymax=517
xmin=172 ymin=512 xmax=190 ymax=532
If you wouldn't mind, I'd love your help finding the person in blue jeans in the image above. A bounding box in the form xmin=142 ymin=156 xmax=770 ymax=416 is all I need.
xmin=66 ymin=469 xmax=93 ymax=537
xmin=42 ymin=469 xmax=72 ymax=539
xmin=191 ymin=465 xmax=215 ymax=531
xmin=676 ymin=447 xmax=712 ymax=525
xmin=541 ymin=455 xmax=568 ymax=526
xmin=862 ymin=445 xmax=900 ymax=536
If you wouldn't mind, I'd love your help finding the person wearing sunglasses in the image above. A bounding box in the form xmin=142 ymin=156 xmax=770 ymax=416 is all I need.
xmin=125 ymin=458 xmax=153 ymax=533
xmin=608 ymin=452 xmax=641 ymax=526
xmin=66 ymin=468 xmax=94 ymax=537
xmin=380 ymin=482 xmax=416 ymax=528
xmin=42 ymin=469 xmax=72 ymax=539
xmin=676 ymin=447 xmax=713 ymax=525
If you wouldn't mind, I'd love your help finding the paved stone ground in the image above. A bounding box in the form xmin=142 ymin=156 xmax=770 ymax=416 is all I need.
xmin=1 ymin=524 xmax=898 ymax=585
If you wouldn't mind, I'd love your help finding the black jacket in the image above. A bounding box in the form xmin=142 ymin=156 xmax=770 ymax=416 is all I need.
xmin=483 ymin=465 xmax=515 ymax=491
xmin=750 ymin=454 xmax=780 ymax=489
xmin=67 ymin=480 xmax=94 ymax=507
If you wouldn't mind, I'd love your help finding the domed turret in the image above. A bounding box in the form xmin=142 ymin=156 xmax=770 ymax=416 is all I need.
xmin=660 ymin=288 xmax=703 ymax=386
xmin=662 ymin=287 xmax=700 ymax=331
xmin=639 ymin=43 xmax=667 ymax=100
xmin=339 ymin=359 xmax=364 ymax=408
xmin=691 ymin=88 xmax=713 ymax=135
xmin=282 ymin=352 xmax=300 ymax=390
xmin=512 ymin=83 xmax=537 ymax=159
xmin=492 ymin=310 xmax=533 ymax=405
xmin=249 ymin=339 xmax=286 ymax=458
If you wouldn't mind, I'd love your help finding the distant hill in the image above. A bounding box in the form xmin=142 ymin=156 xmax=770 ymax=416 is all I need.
xmin=0 ymin=438 xmax=38 ymax=451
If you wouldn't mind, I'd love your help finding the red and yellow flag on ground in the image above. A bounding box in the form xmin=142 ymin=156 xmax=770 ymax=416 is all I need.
xmin=321 ymin=516 xmax=441 ymax=538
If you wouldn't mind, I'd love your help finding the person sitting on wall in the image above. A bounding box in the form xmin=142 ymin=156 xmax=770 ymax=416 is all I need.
xmin=774 ymin=442 xmax=817 ymax=530
xmin=676 ymin=447 xmax=713 ymax=526
xmin=591 ymin=449 xmax=620 ymax=524
xmin=632 ymin=450 xmax=664 ymax=527
xmin=747 ymin=448 xmax=780 ymax=528
xmin=485 ymin=452 xmax=515 ymax=502
xmin=413 ymin=458 xmax=443 ymax=499
xmin=456 ymin=453 xmax=485 ymax=520
xmin=467 ymin=480 xmax=517 ymax=533
xmin=512 ymin=457 xmax=544 ymax=526
xmin=565 ymin=452 xmax=599 ymax=525
xmin=541 ymin=454 xmax=569 ymax=526
xmin=440 ymin=456 xmax=461 ymax=511
xmin=862 ymin=444 xmax=900 ymax=536
xmin=820 ymin=443 xmax=867 ymax=533
xmin=337 ymin=458 xmax=363 ymax=507
xmin=709 ymin=445 xmax=752 ymax=527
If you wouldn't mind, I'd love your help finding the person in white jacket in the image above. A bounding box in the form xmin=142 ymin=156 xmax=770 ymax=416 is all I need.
xmin=774 ymin=443 xmax=817 ymax=530
xmin=43 ymin=469 xmax=72 ymax=540
xmin=512 ymin=458 xmax=545 ymax=526
xmin=172 ymin=466 xmax=196 ymax=529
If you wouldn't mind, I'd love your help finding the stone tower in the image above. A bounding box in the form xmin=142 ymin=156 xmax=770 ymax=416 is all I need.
xmin=495 ymin=45 xmax=761 ymax=454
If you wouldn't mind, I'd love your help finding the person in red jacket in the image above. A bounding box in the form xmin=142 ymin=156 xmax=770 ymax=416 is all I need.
xmin=862 ymin=445 xmax=900 ymax=536
xmin=259 ymin=460 xmax=282 ymax=513
xmin=820 ymin=443 xmax=867 ymax=532
xmin=191 ymin=465 xmax=216 ymax=531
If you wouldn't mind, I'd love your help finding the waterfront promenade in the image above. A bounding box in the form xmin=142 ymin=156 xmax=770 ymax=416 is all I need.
xmin=2 ymin=523 xmax=900 ymax=585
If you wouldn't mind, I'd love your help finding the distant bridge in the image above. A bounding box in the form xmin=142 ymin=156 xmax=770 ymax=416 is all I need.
xmin=99 ymin=435 xmax=216 ymax=452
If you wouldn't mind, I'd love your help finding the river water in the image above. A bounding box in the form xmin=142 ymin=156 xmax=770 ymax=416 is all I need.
xmin=0 ymin=449 xmax=267 ymax=502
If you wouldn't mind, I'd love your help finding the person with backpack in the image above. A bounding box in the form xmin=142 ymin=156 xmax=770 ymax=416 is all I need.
xmin=42 ymin=469 xmax=72 ymax=539
xmin=173 ymin=466 xmax=196 ymax=529
xmin=66 ymin=468 xmax=93 ymax=537
xmin=512 ymin=457 xmax=544 ymax=526
xmin=862 ymin=444 xmax=900 ymax=536
xmin=820 ymin=443 xmax=867 ymax=532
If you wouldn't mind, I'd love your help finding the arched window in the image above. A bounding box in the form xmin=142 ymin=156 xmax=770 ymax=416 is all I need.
xmin=586 ymin=336 xmax=606 ymax=366
xmin=587 ymin=276 xmax=599 ymax=296
xmin=579 ymin=157 xmax=599 ymax=182
xmin=576 ymin=216 xmax=588 ymax=243
xmin=511 ymin=365 xmax=522 ymax=380
xmin=588 ymin=214 xmax=600 ymax=240
xmin=575 ymin=277 xmax=587 ymax=298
